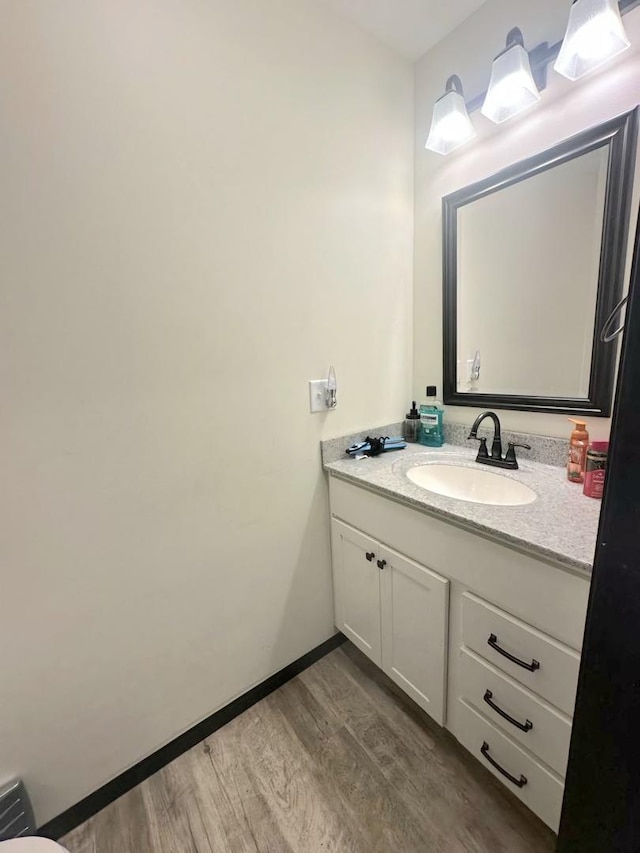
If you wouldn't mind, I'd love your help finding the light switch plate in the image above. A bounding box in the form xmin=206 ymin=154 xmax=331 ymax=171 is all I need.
xmin=309 ymin=379 xmax=329 ymax=413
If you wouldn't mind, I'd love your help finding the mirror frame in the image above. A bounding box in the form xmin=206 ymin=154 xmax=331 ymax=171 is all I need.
xmin=443 ymin=109 xmax=638 ymax=417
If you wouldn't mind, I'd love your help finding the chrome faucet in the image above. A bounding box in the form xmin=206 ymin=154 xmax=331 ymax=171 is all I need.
xmin=467 ymin=411 xmax=531 ymax=470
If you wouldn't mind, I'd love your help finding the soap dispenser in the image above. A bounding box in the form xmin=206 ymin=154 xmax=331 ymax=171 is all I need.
xmin=403 ymin=402 xmax=420 ymax=443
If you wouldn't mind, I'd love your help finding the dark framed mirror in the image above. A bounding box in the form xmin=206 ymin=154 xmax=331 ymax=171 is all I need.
xmin=443 ymin=109 xmax=638 ymax=416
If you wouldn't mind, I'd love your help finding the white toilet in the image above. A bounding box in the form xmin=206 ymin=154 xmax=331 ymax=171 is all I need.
xmin=0 ymin=841 xmax=67 ymax=851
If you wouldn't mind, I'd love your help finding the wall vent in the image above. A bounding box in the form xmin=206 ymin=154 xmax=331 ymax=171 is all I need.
xmin=0 ymin=779 xmax=36 ymax=840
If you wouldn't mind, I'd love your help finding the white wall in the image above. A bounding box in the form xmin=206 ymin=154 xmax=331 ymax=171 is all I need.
xmin=0 ymin=0 xmax=413 ymax=824
xmin=414 ymin=0 xmax=640 ymax=439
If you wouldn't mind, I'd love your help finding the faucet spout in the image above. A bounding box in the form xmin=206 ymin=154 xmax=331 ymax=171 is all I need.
xmin=468 ymin=411 xmax=503 ymax=458
xmin=467 ymin=411 xmax=531 ymax=470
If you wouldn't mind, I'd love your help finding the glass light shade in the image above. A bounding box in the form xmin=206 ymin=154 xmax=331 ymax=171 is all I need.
xmin=555 ymin=0 xmax=630 ymax=81
xmin=425 ymin=89 xmax=476 ymax=155
xmin=481 ymin=43 xmax=541 ymax=124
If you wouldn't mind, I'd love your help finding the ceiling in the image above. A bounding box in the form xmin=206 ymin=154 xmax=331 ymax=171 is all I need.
xmin=315 ymin=0 xmax=489 ymax=61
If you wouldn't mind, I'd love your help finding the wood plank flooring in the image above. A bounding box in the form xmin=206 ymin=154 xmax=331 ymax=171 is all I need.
xmin=61 ymin=643 xmax=556 ymax=853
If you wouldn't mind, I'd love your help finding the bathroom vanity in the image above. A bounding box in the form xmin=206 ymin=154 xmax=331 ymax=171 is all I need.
xmin=324 ymin=441 xmax=598 ymax=832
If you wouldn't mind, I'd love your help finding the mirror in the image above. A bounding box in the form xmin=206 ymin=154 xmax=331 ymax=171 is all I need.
xmin=443 ymin=110 xmax=638 ymax=416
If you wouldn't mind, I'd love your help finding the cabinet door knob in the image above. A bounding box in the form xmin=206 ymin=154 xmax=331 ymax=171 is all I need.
xmin=365 ymin=552 xmax=375 ymax=562
xmin=377 ymin=559 xmax=387 ymax=570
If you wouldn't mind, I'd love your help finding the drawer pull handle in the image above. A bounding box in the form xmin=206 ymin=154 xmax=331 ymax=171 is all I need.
xmin=483 ymin=690 xmax=533 ymax=733
xmin=377 ymin=559 xmax=387 ymax=570
xmin=480 ymin=741 xmax=528 ymax=788
xmin=365 ymin=552 xmax=375 ymax=562
xmin=488 ymin=634 xmax=540 ymax=672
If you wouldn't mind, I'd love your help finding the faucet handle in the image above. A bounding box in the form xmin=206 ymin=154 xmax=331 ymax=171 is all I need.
xmin=468 ymin=436 xmax=489 ymax=458
xmin=505 ymin=442 xmax=532 ymax=467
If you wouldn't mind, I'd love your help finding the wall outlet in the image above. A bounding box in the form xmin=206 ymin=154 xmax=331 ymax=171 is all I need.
xmin=309 ymin=379 xmax=329 ymax=413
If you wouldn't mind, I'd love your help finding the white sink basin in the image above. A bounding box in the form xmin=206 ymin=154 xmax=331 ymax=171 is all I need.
xmin=406 ymin=463 xmax=537 ymax=506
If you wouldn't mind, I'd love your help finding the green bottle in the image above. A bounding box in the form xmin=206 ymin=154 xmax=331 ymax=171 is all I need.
xmin=418 ymin=385 xmax=444 ymax=447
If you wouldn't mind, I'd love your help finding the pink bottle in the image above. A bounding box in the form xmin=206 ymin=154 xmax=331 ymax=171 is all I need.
xmin=583 ymin=442 xmax=609 ymax=499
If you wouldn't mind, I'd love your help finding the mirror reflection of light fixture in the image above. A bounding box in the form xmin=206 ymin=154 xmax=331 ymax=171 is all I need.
xmin=425 ymin=75 xmax=476 ymax=156
xmin=482 ymin=28 xmax=541 ymax=124
xmin=555 ymin=0 xmax=631 ymax=81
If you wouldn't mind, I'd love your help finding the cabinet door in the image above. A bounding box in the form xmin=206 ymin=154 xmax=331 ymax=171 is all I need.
xmin=380 ymin=546 xmax=449 ymax=725
xmin=331 ymin=519 xmax=382 ymax=665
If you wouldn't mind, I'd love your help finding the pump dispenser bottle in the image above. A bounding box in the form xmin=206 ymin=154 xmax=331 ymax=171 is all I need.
xmin=403 ymin=402 xmax=420 ymax=443
xmin=567 ymin=418 xmax=589 ymax=483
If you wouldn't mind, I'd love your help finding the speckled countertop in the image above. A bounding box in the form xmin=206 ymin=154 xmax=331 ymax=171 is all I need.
xmin=324 ymin=443 xmax=601 ymax=574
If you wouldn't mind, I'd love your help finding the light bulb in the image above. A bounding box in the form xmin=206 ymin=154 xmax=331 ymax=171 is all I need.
xmin=488 ymin=74 xmax=531 ymax=109
xmin=437 ymin=111 xmax=474 ymax=144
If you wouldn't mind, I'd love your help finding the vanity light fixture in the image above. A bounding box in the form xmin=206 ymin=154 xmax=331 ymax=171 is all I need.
xmin=481 ymin=28 xmax=541 ymax=124
xmin=424 ymin=1 xmax=635 ymax=156
xmin=425 ymin=75 xmax=477 ymax=155
xmin=555 ymin=0 xmax=631 ymax=80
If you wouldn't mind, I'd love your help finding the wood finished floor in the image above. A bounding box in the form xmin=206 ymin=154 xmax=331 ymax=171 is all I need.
xmin=61 ymin=642 xmax=556 ymax=853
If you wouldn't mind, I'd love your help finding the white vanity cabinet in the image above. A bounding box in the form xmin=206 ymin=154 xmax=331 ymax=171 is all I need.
xmin=328 ymin=475 xmax=591 ymax=832
xmin=332 ymin=518 xmax=449 ymax=725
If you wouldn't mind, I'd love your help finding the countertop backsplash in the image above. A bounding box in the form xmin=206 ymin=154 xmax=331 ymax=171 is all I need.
xmin=321 ymin=421 xmax=568 ymax=468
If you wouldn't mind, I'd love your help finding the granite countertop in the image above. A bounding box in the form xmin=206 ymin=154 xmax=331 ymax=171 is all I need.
xmin=324 ymin=443 xmax=601 ymax=574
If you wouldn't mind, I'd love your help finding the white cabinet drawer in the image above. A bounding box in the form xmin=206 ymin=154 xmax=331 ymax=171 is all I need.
xmin=455 ymin=698 xmax=564 ymax=832
xmin=459 ymin=648 xmax=572 ymax=777
xmin=462 ymin=593 xmax=580 ymax=716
